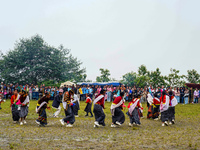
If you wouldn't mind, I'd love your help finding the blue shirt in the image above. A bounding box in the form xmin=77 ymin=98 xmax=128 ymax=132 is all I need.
xmin=89 ymin=88 xmax=93 ymax=94
xmin=82 ymin=87 xmax=86 ymax=94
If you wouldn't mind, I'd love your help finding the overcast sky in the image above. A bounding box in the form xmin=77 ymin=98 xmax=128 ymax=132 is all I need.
xmin=0 ymin=0 xmax=200 ymax=81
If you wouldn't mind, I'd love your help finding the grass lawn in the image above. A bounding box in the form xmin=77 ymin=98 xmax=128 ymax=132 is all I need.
xmin=0 ymin=100 xmax=200 ymax=150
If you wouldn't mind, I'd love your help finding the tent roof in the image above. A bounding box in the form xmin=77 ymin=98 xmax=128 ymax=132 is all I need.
xmin=185 ymin=83 xmax=200 ymax=89
xmin=77 ymin=82 xmax=121 ymax=86
xmin=60 ymin=81 xmax=75 ymax=87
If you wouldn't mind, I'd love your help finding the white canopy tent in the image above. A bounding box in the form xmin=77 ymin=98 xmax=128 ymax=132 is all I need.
xmin=60 ymin=81 xmax=76 ymax=87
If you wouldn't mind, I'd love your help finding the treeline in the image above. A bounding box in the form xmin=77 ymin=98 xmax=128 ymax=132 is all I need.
xmin=95 ymin=66 xmax=200 ymax=88
xmin=0 ymin=34 xmax=199 ymax=87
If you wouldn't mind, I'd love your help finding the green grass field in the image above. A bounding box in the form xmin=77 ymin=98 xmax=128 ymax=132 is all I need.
xmin=0 ymin=100 xmax=200 ymax=150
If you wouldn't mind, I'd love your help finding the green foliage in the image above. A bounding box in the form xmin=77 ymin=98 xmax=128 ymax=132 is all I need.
xmin=149 ymin=68 xmax=166 ymax=87
xmin=96 ymin=68 xmax=111 ymax=82
xmin=38 ymin=80 xmax=61 ymax=88
xmin=164 ymin=68 xmax=185 ymax=87
xmin=135 ymin=75 xmax=150 ymax=87
xmin=186 ymin=69 xmax=200 ymax=83
xmin=136 ymin=65 xmax=150 ymax=87
xmin=121 ymin=71 xmax=137 ymax=87
xmin=138 ymin=64 xmax=149 ymax=76
xmin=121 ymin=66 xmax=189 ymax=88
xmin=0 ymin=35 xmax=86 ymax=84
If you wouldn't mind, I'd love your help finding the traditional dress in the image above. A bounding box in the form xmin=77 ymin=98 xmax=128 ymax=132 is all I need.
xmin=18 ymin=94 xmax=29 ymax=118
xmin=168 ymin=95 xmax=178 ymax=123
xmin=52 ymin=94 xmax=62 ymax=117
xmin=84 ymin=96 xmax=93 ymax=117
xmin=152 ymin=97 xmax=161 ymax=119
xmin=127 ymin=98 xmax=143 ymax=125
xmin=160 ymin=95 xmax=170 ymax=123
xmin=10 ymin=94 xmax=20 ymax=122
xmin=110 ymin=96 xmax=125 ymax=126
xmin=62 ymin=91 xmax=75 ymax=125
xmin=147 ymin=93 xmax=153 ymax=119
xmin=36 ymin=96 xmax=50 ymax=126
xmin=93 ymin=94 xmax=106 ymax=127
xmin=71 ymin=94 xmax=80 ymax=117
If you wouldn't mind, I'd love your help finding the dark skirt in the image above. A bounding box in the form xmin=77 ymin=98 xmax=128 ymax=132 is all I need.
xmin=112 ymin=107 xmax=125 ymax=124
xmin=11 ymin=104 xmax=20 ymax=121
xmin=63 ymin=105 xmax=75 ymax=124
xmin=93 ymin=104 xmax=105 ymax=126
xmin=153 ymin=105 xmax=160 ymax=119
xmin=37 ymin=106 xmax=47 ymax=125
xmin=147 ymin=105 xmax=153 ymax=119
xmin=161 ymin=110 xmax=169 ymax=122
xmin=127 ymin=108 xmax=141 ymax=125
xmin=73 ymin=101 xmax=79 ymax=116
xmin=168 ymin=107 xmax=175 ymax=121
xmin=84 ymin=103 xmax=92 ymax=113
xmin=19 ymin=106 xmax=28 ymax=118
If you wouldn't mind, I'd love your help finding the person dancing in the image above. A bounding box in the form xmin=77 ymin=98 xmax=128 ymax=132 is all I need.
xmin=17 ymin=90 xmax=29 ymax=125
xmin=60 ymin=90 xmax=75 ymax=127
xmin=35 ymin=93 xmax=51 ymax=127
xmin=93 ymin=90 xmax=106 ymax=127
xmin=10 ymin=89 xmax=20 ymax=123
xmin=110 ymin=92 xmax=125 ymax=128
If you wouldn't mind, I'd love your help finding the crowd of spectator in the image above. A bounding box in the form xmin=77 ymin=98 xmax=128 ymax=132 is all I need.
xmin=0 ymin=82 xmax=199 ymax=104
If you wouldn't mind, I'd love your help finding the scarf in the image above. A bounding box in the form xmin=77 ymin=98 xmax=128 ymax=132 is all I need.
xmin=128 ymin=99 xmax=140 ymax=115
xmin=36 ymin=102 xmax=47 ymax=113
xmin=147 ymin=93 xmax=153 ymax=105
xmin=93 ymin=94 xmax=104 ymax=105
xmin=110 ymin=99 xmax=123 ymax=116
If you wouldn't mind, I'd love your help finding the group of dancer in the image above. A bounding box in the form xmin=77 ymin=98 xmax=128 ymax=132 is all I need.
xmin=9 ymin=87 xmax=178 ymax=127
xmin=10 ymin=89 xmax=29 ymax=125
xmin=146 ymin=90 xmax=178 ymax=126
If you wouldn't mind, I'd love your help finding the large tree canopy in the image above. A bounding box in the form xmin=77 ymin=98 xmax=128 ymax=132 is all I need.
xmin=0 ymin=35 xmax=86 ymax=84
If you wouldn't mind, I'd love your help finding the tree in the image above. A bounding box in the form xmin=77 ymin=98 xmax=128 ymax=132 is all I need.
xmin=149 ymin=68 xmax=166 ymax=88
xmin=164 ymin=68 xmax=185 ymax=87
xmin=0 ymin=35 xmax=86 ymax=84
xmin=138 ymin=65 xmax=149 ymax=76
xmin=136 ymin=65 xmax=150 ymax=87
xmin=135 ymin=75 xmax=150 ymax=87
xmin=121 ymin=71 xmax=137 ymax=87
xmin=96 ymin=68 xmax=111 ymax=82
xmin=186 ymin=69 xmax=200 ymax=83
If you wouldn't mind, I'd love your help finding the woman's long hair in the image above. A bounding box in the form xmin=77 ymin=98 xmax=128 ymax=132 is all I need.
xmin=162 ymin=91 xmax=166 ymax=102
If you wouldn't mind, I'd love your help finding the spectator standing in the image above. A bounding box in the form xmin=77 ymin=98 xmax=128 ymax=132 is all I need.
xmin=63 ymin=85 xmax=68 ymax=93
xmin=35 ymin=85 xmax=39 ymax=92
xmin=184 ymin=88 xmax=189 ymax=104
xmin=175 ymin=87 xmax=180 ymax=103
xmin=194 ymin=88 xmax=199 ymax=103
xmin=180 ymin=87 xmax=184 ymax=104
xmin=107 ymin=85 xmax=112 ymax=102
xmin=29 ymin=86 xmax=32 ymax=100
